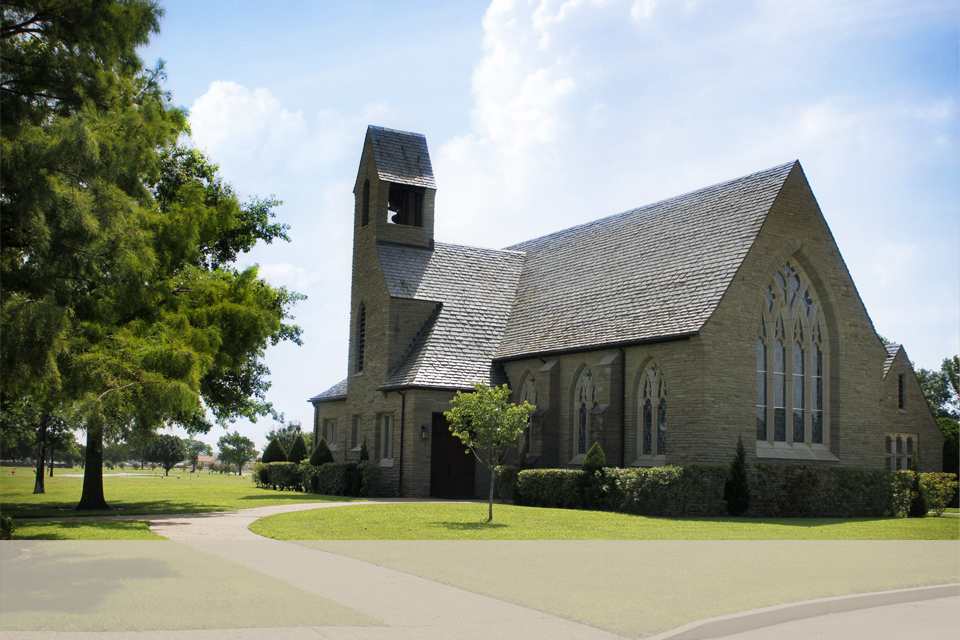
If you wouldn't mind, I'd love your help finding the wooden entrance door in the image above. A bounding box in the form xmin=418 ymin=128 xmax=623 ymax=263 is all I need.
xmin=430 ymin=412 xmax=475 ymax=497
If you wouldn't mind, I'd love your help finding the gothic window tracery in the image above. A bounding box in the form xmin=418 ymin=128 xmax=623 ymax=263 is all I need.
xmin=756 ymin=261 xmax=829 ymax=451
xmin=574 ymin=370 xmax=597 ymax=456
xmin=638 ymin=362 xmax=666 ymax=459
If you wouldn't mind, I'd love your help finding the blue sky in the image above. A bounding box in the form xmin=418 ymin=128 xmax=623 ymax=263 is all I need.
xmin=142 ymin=0 xmax=959 ymax=453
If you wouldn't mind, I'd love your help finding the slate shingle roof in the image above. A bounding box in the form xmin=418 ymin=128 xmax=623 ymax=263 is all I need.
xmin=368 ymin=126 xmax=436 ymax=189
xmin=884 ymin=343 xmax=902 ymax=377
xmin=495 ymin=161 xmax=797 ymax=359
xmin=311 ymin=160 xmax=801 ymax=399
xmin=309 ymin=378 xmax=347 ymax=403
xmin=378 ymin=241 xmax=525 ymax=390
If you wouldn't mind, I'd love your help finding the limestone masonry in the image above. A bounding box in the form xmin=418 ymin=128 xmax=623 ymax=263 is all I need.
xmin=309 ymin=125 xmax=942 ymax=498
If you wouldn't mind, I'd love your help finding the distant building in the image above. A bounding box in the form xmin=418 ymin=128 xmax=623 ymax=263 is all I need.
xmin=310 ymin=125 xmax=942 ymax=498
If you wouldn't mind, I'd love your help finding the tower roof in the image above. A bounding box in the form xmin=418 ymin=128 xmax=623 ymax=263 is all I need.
xmin=367 ymin=125 xmax=436 ymax=188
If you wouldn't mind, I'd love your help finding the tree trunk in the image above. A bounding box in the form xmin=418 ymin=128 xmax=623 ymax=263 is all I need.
xmin=77 ymin=421 xmax=110 ymax=511
xmin=487 ymin=464 xmax=495 ymax=523
xmin=33 ymin=415 xmax=49 ymax=494
xmin=48 ymin=445 xmax=54 ymax=477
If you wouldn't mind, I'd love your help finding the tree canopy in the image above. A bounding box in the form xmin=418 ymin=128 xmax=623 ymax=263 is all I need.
xmin=444 ymin=383 xmax=534 ymax=522
xmin=147 ymin=433 xmax=186 ymax=475
xmin=264 ymin=419 xmax=303 ymax=454
xmin=217 ymin=431 xmax=256 ymax=476
xmin=917 ymin=357 xmax=959 ymax=421
xmin=183 ymin=438 xmax=212 ymax=472
xmin=1 ymin=0 xmax=302 ymax=510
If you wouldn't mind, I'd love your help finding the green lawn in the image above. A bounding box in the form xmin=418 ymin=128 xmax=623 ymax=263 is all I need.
xmin=250 ymin=502 xmax=960 ymax=540
xmin=11 ymin=520 xmax=164 ymax=540
xmin=0 ymin=469 xmax=359 ymax=520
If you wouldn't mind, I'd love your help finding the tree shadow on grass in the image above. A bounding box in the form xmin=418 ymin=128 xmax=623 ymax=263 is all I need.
xmin=430 ymin=521 xmax=508 ymax=531
xmin=13 ymin=521 xmax=155 ymax=540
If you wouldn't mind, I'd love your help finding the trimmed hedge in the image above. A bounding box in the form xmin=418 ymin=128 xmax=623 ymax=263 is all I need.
xmin=494 ymin=465 xmax=520 ymax=502
xmin=254 ymin=460 xmax=370 ymax=496
xmin=516 ymin=469 xmax=586 ymax=509
xmin=253 ymin=462 xmax=302 ymax=491
xmin=604 ymin=465 xmax=727 ymax=516
xmin=753 ymin=465 xmax=915 ymax=517
xmin=510 ymin=463 xmax=954 ymax=519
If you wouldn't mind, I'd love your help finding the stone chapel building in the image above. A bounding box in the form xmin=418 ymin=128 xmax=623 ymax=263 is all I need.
xmin=309 ymin=125 xmax=942 ymax=498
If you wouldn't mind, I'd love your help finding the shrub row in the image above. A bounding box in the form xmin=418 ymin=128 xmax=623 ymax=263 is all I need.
xmin=497 ymin=464 xmax=958 ymax=518
xmin=253 ymin=460 xmax=382 ymax=497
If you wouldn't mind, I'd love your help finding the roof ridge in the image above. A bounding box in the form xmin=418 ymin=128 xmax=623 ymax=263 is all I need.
xmin=506 ymin=161 xmax=796 ymax=251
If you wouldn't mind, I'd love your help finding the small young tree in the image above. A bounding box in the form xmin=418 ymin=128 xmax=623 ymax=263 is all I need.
xmin=261 ymin=438 xmax=287 ymax=463
xmin=183 ymin=439 xmax=213 ymax=472
xmin=217 ymin=432 xmax=256 ymax=476
xmin=444 ymin=383 xmax=534 ymax=522
xmin=309 ymin=438 xmax=334 ymax=466
xmin=724 ymin=435 xmax=751 ymax=516
xmin=287 ymin=433 xmax=309 ymax=463
xmin=147 ymin=435 xmax=187 ymax=477
xmin=358 ymin=438 xmax=369 ymax=462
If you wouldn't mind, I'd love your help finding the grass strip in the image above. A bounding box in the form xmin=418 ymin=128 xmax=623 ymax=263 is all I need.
xmin=12 ymin=520 xmax=163 ymax=540
xmin=249 ymin=502 xmax=960 ymax=540
xmin=1 ymin=471 xmax=359 ymax=519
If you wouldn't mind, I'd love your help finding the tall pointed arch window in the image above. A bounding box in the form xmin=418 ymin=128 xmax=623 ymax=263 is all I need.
xmin=756 ymin=261 xmax=831 ymax=458
xmin=574 ymin=369 xmax=597 ymax=457
xmin=636 ymin=362 xmax=666 ymax=462
xmin=520 ymin=374 xmax=540 ymax=457
xmin=356 ymin=304 xmax=366 ymax=373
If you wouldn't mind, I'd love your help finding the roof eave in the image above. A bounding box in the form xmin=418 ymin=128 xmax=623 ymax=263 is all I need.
xmin=494 ymin=331 xmax=699 ymax=363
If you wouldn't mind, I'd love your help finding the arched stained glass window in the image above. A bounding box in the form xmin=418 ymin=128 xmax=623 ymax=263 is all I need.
xmin=574 ymin=370 xmax=596 ymax=456
xmin=638 ymin=362 xmax=666 ymax=460
xmin=757 ymin=260 xmax=829 ymax=451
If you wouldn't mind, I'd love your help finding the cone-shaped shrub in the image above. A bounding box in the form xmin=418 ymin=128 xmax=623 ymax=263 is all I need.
xmin=908 ymin=470 xmax=928 ymax=517
xmin=724 ymin=436 xmax=750 ymax=515
xmin=358 ymin=438 xmax=369 ymax=462
xmin=309 ymin=438 xmax=334 ymax=465
xmin=582 ymin=442 xmax=608 ymax=475
xmin=262 ymin=438 xmax=287 ymax=464
xmin=287 ymin=434 xmax=309 ymax=463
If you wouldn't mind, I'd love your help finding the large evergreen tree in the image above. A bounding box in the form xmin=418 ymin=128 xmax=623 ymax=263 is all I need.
xmin=1 ymin=1 xmax=302 ymax=510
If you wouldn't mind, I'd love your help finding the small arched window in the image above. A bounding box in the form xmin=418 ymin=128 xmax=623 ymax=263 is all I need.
xmin=574 ymin=369 xmax=596 ymax=456
xmin=361 ymin=179 xmax=370 ymax=226
xmin=638 ymin=362 xmax=666 ymax=459
xmin=356 ymin=304 xmax=366 ymax=372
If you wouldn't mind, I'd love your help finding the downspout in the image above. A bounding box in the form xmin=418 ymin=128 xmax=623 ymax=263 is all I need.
xmin=397 ymin=390 xmax=406 ymax=497
xmin=620 ymin=347 xmax=626 ymax=468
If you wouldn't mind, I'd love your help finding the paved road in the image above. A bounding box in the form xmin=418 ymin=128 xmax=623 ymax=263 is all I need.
xmin=4 ymin=501 xmax=958 ymax=639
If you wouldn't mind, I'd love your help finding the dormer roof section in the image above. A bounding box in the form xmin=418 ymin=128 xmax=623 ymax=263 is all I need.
xmin=367 ymin=125 xmax=436 ymax=189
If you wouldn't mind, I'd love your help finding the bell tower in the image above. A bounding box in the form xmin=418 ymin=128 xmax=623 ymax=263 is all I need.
xmin=353 ymin=125 xmax=436 ymax=249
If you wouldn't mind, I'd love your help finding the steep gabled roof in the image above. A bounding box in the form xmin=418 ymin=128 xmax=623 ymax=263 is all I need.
xmin=884 ymin=343 xmax=902 ymax=378
xmin=367 ymin=125 xmax=436 ymax=188
xmin=495 ymin=162 xmax=797 ymax=359
xmin=378 ymin=241 xmax=524 ymax=390
xmin=309 ymin=378 xmax=347 ymax=403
